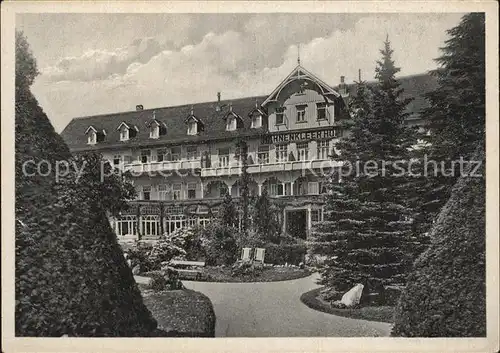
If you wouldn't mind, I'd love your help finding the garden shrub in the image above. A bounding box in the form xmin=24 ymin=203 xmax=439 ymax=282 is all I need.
xmin=150 ymin=273 xmax=167 ymax=292
xmin=265 ymin=243 xmax=307 ymax=265
xmin=392 ymin=146 xmax=485 ymax=337
xmin=201 ymin=223 xmax=238 ymax=266
xmin=15 ymin=32 xmax=157 ymax=336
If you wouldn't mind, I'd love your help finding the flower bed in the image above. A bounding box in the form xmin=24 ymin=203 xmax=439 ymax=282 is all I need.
xmin=201 ymin=265 xmax=311 ymax=283
xmin=300 ymin=287 xmax=395 ymax=323
xmin=142 ymin=289 xmax=216 ymax=337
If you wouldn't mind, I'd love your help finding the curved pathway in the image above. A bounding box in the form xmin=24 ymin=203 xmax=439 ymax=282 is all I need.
xmin=183 ymin=273 xmax=392 ymax=337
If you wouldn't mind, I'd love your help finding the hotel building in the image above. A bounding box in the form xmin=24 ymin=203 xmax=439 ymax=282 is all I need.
xmin=61 ymin=65 xmax=435 ymax=242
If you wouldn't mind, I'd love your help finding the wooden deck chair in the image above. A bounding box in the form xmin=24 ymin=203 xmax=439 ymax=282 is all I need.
xmin=254 ymin=248 xmax=266 ymax=265
xmin=240 ymin=247 xmax=252 ymax=262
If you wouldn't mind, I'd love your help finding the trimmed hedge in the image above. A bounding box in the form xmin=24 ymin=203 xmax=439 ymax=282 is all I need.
xmin=143 ymin=290 xmax=216 ymax=337
xmin=265 ymin=243 xmax=307 ymax=265
xmin=15 ymin=39 xmax=157 ymax=336
xmin=392 ymin=146 xmax=486 ymax=337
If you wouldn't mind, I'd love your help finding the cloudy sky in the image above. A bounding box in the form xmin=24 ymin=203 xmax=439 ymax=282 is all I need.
xmin=17 ymin=13 xmax=464 ymax=132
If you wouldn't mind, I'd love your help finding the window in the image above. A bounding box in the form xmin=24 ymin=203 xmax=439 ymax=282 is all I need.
xmin=113 ymin=155 xmax=122 ymax=166
xmin=187 ymin=121 xmax=197 ymax=135
xmin=158 ymin=184 xmax=169 ymax=200
xmin=150 ymin=124 xmax=159 ymax=139
xmin=218 ymin=147 xmax=230 ymax=167
xmin=116 ymin=215 xmax=137 ymax=236
xmin=276 ymin=107 xmax=285 ymax=125
xmin=257 ymin=145 xmax=270 ymax=164
xmin=87 ymin=131 xmax=97 ymax=145
xmin=296 ymin=105 xmax=307 ymax=123
xmin=172 ymin=183 xmax=182 ymax=200
xmin=317 ymin=140 xmax=330 ymax=159
xmin=187 ymin=183 xmax=197 ymax=199
xmin=120 ymin=128 xmax=129 ymax=141
xmin=276 ymin=144 xmax=288 ymax=162
xmin=141 ymin=185 xmax=152 ymax=200
xmin=141 ymin=215 xmax=160 ymax=236
xmin=157 ymin=148 xmax=168 ymax=162
xmin=297 ymin=142 xmax=309 ymax=161
xmin=308 ymin=181 xmax=319 ymax=195
xmin=171 ymin=147 xmax=181 ymax=161
xmin=186 ymin=146 xmax=198 ymax=160
xmin=251 ymin=114 xmax=262 ymax=128
xmin=311 ymin=209 xmax=323 ymax=223
xmin=226 ymin=117 xmax=236 ymax=131
xmin=141 ymin=150 xmax=151 ymax=163
xmin=219 ymin=184 xmax=228 ymax=197
xmin=317 ymin=103 xmax=327 ymax=121
xmin=270 ymin=182 xmax=284 ymax=197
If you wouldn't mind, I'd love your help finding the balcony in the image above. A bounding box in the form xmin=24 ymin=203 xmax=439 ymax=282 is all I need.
xmin=201 ymin=159 xmax=342 ymax=177
xmin=123 ymin=160 xmax=201 ymax=174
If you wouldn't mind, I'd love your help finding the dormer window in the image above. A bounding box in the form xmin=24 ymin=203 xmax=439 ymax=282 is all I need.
xmin=251 ymin=114 xmax=262 ymax=128
xmin=187 ymin=121 xmax=197 ymax=135
xmin=226 ymin=116 xmax=237 ymax=131
xmin=120 ymin=127 xmax=129 ymax=141
xmin=150 ymin=124 xmax=159 ymax=139
xmin=85 ymin=126 xmax=99 ymax=145
xmin=88 ymin=130 xmax=97 ymax=145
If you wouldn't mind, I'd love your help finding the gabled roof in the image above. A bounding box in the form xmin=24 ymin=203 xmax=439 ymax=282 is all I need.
xmin=84 ymin=125 xmax=97 ymax=134
xmin=60 ymin=73 xmax=437 ymax=152
xmin=262 ymin=65 xmax=340 ymax=107
xmin=146 ymin=118 xmax=166 ymax=128
xmin=62 ymin=95 xmax=268 ymax=151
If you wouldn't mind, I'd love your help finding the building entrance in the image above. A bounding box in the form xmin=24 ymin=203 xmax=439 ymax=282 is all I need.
xmin=286 ymin=209 xmax=307 ymax=240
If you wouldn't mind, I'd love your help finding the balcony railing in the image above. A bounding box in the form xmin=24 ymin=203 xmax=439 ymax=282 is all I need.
xmin=123 ymin=160 xmax=201 ymax=173
xmin=119 ymin=158 xmax=342 ymax=176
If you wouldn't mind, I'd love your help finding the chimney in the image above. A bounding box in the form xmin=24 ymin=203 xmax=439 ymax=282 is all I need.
xmin=340 ymin=76 xmax=345 ymax=84
xmin=136 ymin=105 xmax=144 ymax=111
xmin=216 ymin=92 xmax=221 ymax=112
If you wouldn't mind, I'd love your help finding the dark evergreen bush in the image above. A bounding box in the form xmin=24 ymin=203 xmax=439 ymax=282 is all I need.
xmin=392 ymin=146 xmax=485 ymax=337
xmin=265 ymin=244 xmax=307 ymax=265
xmin=15 ymin=31 xmax=157 ymax=336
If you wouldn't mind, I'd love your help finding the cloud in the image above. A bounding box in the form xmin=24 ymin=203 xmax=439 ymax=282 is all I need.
xmin=41 ymin=37 xmax=162 ymax=82
xmin=30 ymin=13 xmax=464 ymax=132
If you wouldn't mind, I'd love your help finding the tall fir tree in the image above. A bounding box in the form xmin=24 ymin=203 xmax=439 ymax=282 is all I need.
xmin=252 ymin=187 xmax=280 ymax=243
xmin=219 ymin=191 xmax=238 ymax=228
xmin=310 ymin=37 xmax=425 ymax=299
xmin=235 ymin=138 xmax=250 ymax=234
xmin=411 ymin=13 xmax=485 ymax=235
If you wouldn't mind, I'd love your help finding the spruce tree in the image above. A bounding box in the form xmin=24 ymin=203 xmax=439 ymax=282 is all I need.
xmin=310 ymin=37 xmax=423 ymax=300
xmin=412 ymin=13 xmax=485 ymax=235
xmin=219 ymin=191 xmax=238 ymax=228
xmin=252 ymin=187 xmax=279 ymax=243
xmin=235 ymin=138 xmax=250 ymax=234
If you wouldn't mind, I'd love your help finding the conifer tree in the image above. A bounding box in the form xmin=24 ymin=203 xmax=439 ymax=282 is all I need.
xmin=235 ymin=138 xmax=250 ymax=234
xmin=310 ymin=37 xmax=424 ymax=300
xmin=411 ymin=13 xmax=485 ymax=235
xmin=219 ymin=191 xmax=238 ymax=228
xmin=15 ymin=31 xmax=157 ymax=336
xmin=252 ymin=187 xmax=279 ymax=242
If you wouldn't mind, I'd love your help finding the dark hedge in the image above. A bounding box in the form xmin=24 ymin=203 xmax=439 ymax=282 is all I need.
xmin=15 ymin=85 xmax=157 ymax=335
xmin=265 ymin=244 xmax=307 ymax=265
xmin=391 ymin=146 xmax=485 ymax=337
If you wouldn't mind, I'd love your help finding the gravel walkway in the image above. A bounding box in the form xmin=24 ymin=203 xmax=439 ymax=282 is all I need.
xmin=183 ymin=273 xmax=392 ymax=337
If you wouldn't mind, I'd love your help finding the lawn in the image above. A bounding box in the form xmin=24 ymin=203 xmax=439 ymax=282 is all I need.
xmin=142 ymin=288 xmax=216 ymax=337
xmin=200 ymin=265 xmax=311 ymax=283
xmin=300 ymin=287 xmax=395 ymax=323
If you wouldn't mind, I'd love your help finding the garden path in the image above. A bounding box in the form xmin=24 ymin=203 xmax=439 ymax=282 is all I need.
xmin=183 ymin=273 xmax=392 ymax=337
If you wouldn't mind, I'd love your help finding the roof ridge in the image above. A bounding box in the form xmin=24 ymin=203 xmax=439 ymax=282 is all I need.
xmin=72 ymin=94 xmax=269 ymax=120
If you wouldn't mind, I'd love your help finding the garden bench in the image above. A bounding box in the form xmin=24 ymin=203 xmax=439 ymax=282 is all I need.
xmin=176 ymin=269 xmax=204 ymax=281
xmin=170 ymin=260 xmax=206 ymax=268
